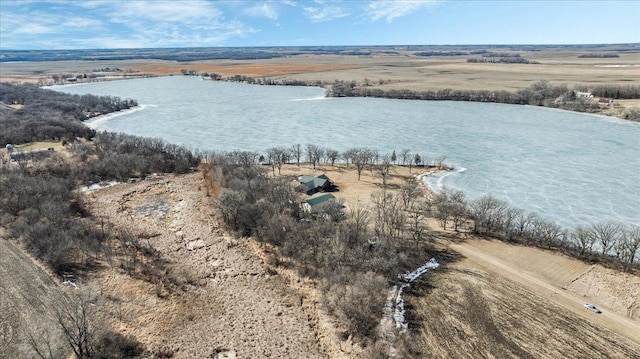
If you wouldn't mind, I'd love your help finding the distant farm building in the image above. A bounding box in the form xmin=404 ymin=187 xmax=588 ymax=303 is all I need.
xmin=302 ymin=193 xmax=336 ymax=213
xmin=575 ymin=91 xmax=593 ymax=98
xmin=298 ymin=174 xmax=337 ymax=195
xmin=598 ymin=97 xmax=614 ymax=106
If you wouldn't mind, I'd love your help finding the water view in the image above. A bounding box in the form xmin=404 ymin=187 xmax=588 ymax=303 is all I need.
xmin=52 ymin=76 xmax=640 ymax=229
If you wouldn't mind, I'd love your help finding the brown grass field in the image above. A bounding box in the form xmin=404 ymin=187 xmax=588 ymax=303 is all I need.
xmin=2 ymin=47 xmax=639 ymax=94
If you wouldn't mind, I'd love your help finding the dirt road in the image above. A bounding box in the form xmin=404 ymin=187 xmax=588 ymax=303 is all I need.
xmin=449 ymin=240 xmax=640 ymax=345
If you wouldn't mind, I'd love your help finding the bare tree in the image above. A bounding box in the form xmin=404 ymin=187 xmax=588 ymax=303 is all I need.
xmin=306 ymin=144 xmax=325 ymax=169
xmin=407 ymin=199 xmax=430 ymax=248
xmin=514 ymin=210 xmax=537 ymax=240
xmin=377 ymin=154 xmax=393 ymax=188
xmin=54 ymin=292 xmax=96 ymax=359
xmin=314 ymin=146 xmax=326 ymax=166
xmin=469 ymin=195 xmax=508 ymax=235
xmin=432 ymin=189 xmax=456 ymax=230
xmin=531 ymin=217 xmax=565 ymax=249
xmin=433 ymin=155 xmax=447 ymax=169
xmin=572 ymin=225 xmax=596 ymax=257
xmin=346 ymin=204 xmax=370 ymax=246
xmin=341 ymin=148 xmax=355 ymax=167
xmin=267 ymin=147 xmax=287 ymax=175
xmin=351 ymin=148 xmax=369 ymax=181
xmin=590 ymin=221 xmax=621 ymax=256
xmin=400 ymin=149 xmax=410 ymax=166
xmin=369 ymin=148 xmax=379 ymax=172
xmin=327 ymin=149 xmax=340 ymax=166
xmin=291 ymin=143 xmax=302 ymax=167
xmin=371 ymin=191 xmax=406 ymax=241
xmin=265 ymin=147 xmax=279 ymax=175
xmin=27 ymin=325 xmax=61 ymax=359
xmin=448 ymin=189 xmax=467 ymax=232
xmin=621 ymin=225 xmax=640 ymax=266
xmin=399 ymin=177 xmax=422 ymax=211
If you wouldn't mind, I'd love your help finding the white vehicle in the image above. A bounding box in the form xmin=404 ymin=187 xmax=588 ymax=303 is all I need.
xmin=584 ymin=303 xmax=602 ymax=314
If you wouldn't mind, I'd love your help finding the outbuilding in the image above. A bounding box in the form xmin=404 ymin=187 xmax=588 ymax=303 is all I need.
xmin=302 ymin=193 xmax=336 ymax=213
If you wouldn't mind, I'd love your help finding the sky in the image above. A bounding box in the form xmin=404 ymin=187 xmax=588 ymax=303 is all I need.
xmin=1 ymin=0 xmax=639 ymax=50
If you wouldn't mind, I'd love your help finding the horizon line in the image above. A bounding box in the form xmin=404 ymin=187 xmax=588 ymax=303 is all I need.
xmin=2 ymin=42 xmax=640 ymax=52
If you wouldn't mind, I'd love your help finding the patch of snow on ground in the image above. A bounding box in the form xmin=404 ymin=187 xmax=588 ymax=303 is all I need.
xmin=79 ymin=181 xmax=119 ymax=192
xmin=390 ymin=258 xmax=440 ymax=333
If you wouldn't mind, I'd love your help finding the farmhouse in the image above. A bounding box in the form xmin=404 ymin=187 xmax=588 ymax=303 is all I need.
xmin=298 ymin=174 xmax=337 ymax=195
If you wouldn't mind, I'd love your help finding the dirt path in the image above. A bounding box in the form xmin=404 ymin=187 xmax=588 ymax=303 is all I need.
xmin=85 ymin=173 xmax=326 ymax=358
xmin=448 ymin=239 xmax=640 ymax=346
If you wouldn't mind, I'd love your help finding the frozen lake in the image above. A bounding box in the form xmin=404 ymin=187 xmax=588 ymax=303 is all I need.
xmin=51 ymin=76 xmax=640 ymax=229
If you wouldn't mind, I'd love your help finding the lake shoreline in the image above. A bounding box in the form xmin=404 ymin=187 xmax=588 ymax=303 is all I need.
xmin=93 ymin=74 xmax=639 ymax=121
xmin=49 ymin=76 xmax=640 ymax=230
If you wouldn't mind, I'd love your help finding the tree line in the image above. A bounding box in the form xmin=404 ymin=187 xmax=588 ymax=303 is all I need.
xmin=467 ymin=53 xmax=537 ymax=64
xmin=0 ymin=83 xmax=137 ymax=146
xmin=258 ymin=144 xmax=448 ymax=179
xmin=202 ymin=72 xmax=640 ymax=119
xmin=431 ymin=188 xmax=640 ymax=271
xmin=578 ymin=53 xmax=620 ymax=58
xmin=574 ymin=84 xmax=640 ymax=99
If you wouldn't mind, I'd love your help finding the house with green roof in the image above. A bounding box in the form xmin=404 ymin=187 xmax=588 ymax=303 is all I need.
xmin=302 ymin=193 xmax=336 ymax=213
xmin=298 ymin=174 xmax=336 ymax=195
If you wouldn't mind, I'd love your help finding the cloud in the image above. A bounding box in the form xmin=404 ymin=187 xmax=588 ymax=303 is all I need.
xmin=302 ymin=3 xmax=350 ymax=23
xmin=243 ymin=2 xmax=279 ymax=20
xmin=112 ymin=0 xmax=223 ymax=23
xmin=366 ymin=0 xmax=438 ymax=23
xmin=0 ymin=0 xmax=262 ymax=49
xmin=11 ymin=23 xmax=53 ymax=35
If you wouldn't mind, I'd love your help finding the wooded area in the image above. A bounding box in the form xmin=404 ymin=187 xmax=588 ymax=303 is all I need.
xmin=0 ymin=83 xmax=137 ymax=146
xmin=1 ymin=82 xmax=638 ymax=357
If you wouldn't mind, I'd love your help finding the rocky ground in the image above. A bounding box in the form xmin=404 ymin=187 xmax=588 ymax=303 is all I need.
xmin=83 ymin=172 xmax=326 ymax=358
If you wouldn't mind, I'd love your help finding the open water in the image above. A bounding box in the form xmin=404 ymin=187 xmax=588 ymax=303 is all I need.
xmin=51 ymin=76 xmax=640 ymax=229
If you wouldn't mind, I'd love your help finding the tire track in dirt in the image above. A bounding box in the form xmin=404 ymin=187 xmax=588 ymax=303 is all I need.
xmin=449 ymin=240 xmax=640 ymax=346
